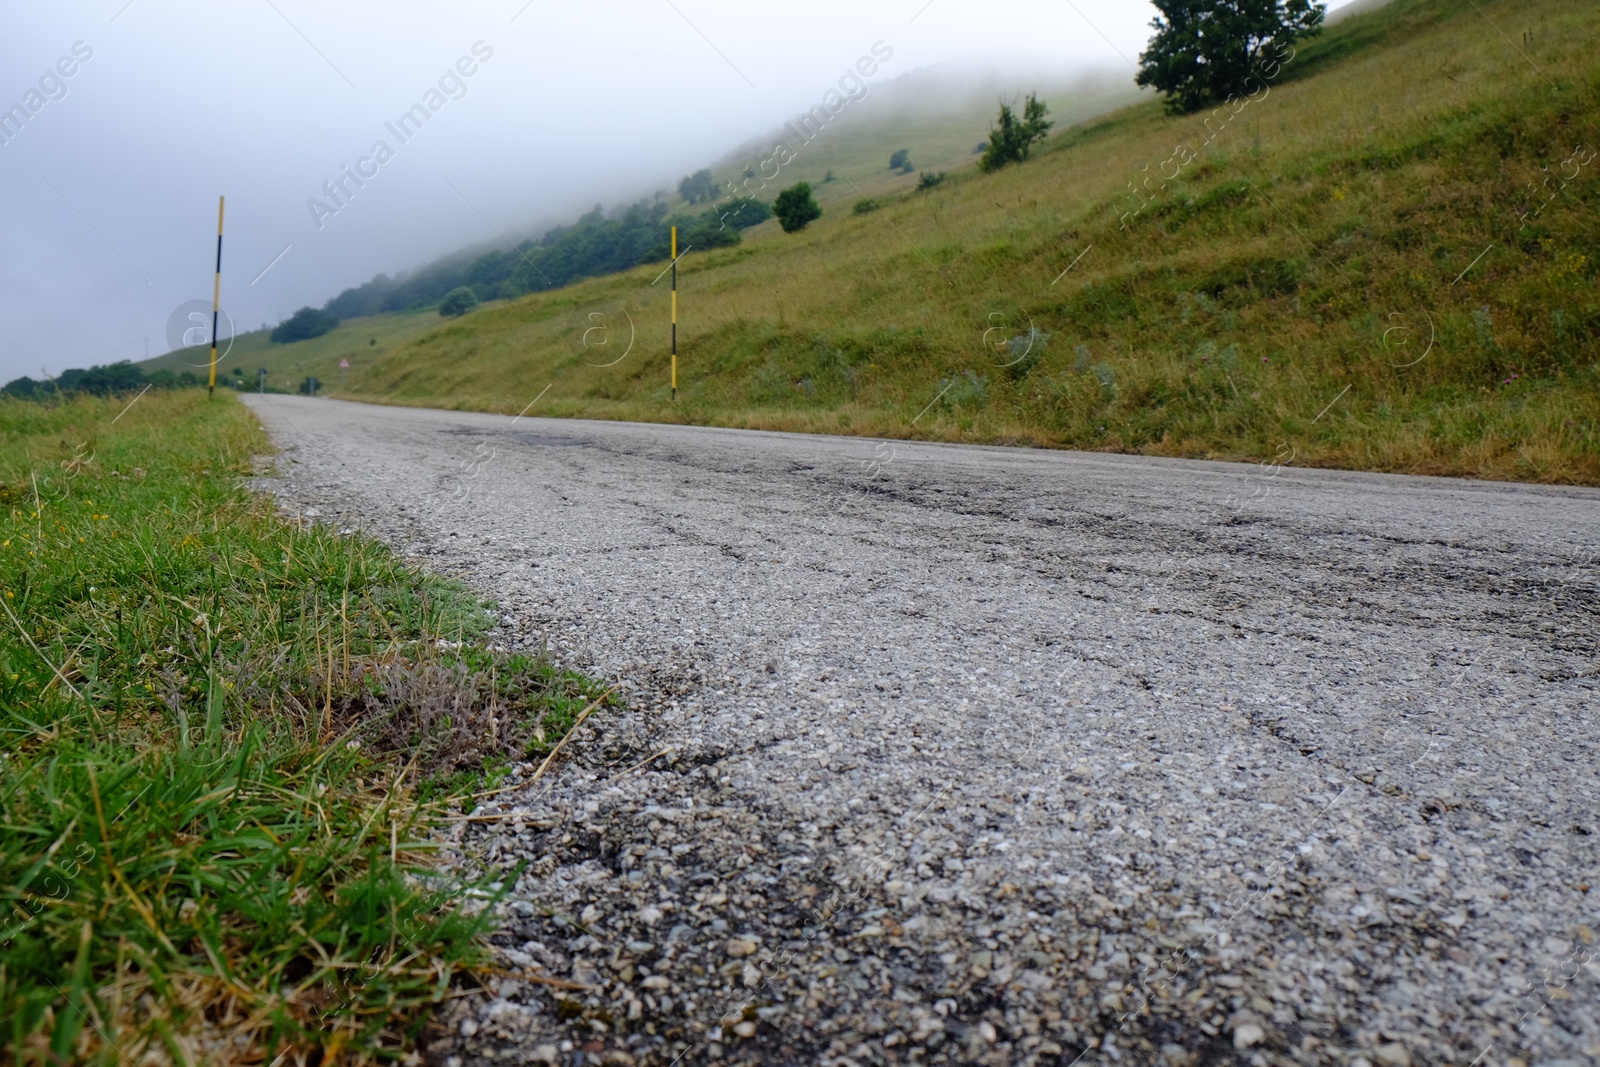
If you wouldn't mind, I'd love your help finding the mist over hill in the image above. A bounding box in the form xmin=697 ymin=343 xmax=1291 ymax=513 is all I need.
xmin=304 ymin=63 xmax=1137 ymax=327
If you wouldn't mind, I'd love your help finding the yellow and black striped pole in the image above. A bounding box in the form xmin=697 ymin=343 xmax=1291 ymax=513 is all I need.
xmin=208 ymin=196 xmax=225 ymax=398
xmin=670 ymin=225 xmax=678 ymax=401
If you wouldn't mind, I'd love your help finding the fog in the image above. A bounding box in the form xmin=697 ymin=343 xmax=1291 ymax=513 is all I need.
xmin=0 ymin=1 xmax=1360 ymax=381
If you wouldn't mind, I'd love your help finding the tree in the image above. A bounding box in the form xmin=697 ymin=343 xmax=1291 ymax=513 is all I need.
xmin=439 ymin=286 xmax=479 ymax=317
xmin=979 ymin=94 xmax=1052 ymax=173
xmin=773 ymin=183 xmax=822 ymax=233
xmin=270 ymin=306 xmax=339 ymax=344
xmin=678 ymin=168 xmax=717 ymax=205
xmin=888 ymin=149 xmax=913 ymax=173
xmin=1136 ymin=0 xmax=1325 ymax=114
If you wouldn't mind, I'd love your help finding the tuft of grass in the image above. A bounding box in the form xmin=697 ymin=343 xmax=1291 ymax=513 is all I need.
xmin=0 ymin=390 xmax=611 ymax=1064
xmin=279 ymin=0 xmax=1598 ymax=485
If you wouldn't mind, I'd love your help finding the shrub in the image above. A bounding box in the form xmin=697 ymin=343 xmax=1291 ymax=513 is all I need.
xmin=1004 ymin=328 xmax=1049 ymax=380
xmin=439 ymin=286 xmax=480 ymax=317
xmin=773 ymin=183 xmax=822 ymax=233
xmin=980 ymin=94 xmax=1052 ymax=172
xmin=917 ymin=171 xmax=948 ymax=191
xmin=888 ymin=149 xmax=912 ymax=172
xmin=852 ymin=198 xmax=878 ymax=215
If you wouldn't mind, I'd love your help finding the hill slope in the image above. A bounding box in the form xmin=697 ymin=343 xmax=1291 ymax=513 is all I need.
xmin=210 ymin=0 xmax=1600 ymax=483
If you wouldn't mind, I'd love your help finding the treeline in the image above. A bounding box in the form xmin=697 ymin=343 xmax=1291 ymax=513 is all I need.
xmin=3 ymin=362 xmax=206 ymax=400
xmin=325 ymin=196 xmax=771 ymax=319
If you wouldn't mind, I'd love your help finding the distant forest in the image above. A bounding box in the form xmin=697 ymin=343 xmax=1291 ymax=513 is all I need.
xmin=324 ymin=196 xmax=771 ymax=320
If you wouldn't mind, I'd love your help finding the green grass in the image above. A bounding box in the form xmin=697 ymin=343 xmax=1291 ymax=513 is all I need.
xmin=228 ymin=0 xmax=1598 ymax=485
xmin=0 ymin=391 xmax=612 ymax=1064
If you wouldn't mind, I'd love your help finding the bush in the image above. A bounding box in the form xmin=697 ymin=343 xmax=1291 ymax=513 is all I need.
xmin=270 ymin=307 xmax=339 ymax=344
xmin=852 ymin=198 xmax=878 ymax=215
xmin=888 ymin=149 xmax=913 ymax=173
xmin=1003 ymin=328 xmax=1049 ymax=380
xmin=439 ymin=286 xmax=480 ymax=317
xmin=773 ymin=183 xmax=822 ymax=233
xmin=916 ymin=171 xmax=948 ymax=191
xmin=980 ymin=94 xmax=1052 ymax=173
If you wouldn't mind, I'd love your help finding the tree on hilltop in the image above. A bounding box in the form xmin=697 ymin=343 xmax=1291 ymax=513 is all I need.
xmin=1136 ymin=0 xmax=1325 ymax=114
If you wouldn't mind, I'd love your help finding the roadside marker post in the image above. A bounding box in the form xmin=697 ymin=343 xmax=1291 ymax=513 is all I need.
xmin=671 ymin=225 xmax=678 ymax=401
xmin=208 ymin=196 xmax=225 ymax=399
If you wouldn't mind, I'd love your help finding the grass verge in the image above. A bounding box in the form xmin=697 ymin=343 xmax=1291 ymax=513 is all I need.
xmin=0 ymin=390 xmax=612 ymax=1064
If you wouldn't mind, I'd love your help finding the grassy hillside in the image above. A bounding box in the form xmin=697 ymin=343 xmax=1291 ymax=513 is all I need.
xmin=694 ymin=67 xmax=1146 ymax=216
xmin=201 ymin=0 xmax=1600 ymax=483
xmin=141 ymin=307 xmax=445 ymax=395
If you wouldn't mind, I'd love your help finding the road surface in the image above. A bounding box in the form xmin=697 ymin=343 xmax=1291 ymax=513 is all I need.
xmin=242 ymin=394 xmax=1599 ymax=1067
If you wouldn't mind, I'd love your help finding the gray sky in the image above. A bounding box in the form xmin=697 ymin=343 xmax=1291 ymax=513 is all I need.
xmin=1 ymin=0 xmax=1290 ymax=380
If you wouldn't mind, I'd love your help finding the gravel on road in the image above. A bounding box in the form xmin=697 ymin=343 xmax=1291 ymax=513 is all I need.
xmin=241 ymin=395 xmax=1599 ymax=1067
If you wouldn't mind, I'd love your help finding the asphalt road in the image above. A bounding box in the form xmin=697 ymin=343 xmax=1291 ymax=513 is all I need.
xmin=242 ymin=394 xmax=1599 ymax=1067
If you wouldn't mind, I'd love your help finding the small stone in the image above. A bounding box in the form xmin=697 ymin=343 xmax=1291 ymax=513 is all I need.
xmin=459 ymin=1018 xmax=478 ymax=1037
xmin=727 ymin=938 xmax=758 ymax=957
xmin=1374 ymin=1045 xmax=1411 ymax=1066
xmin=734 ymin=1021 xmax=757 ymax=1038
xmin=978 ymin=1022 xmax=998 ymax=1043
xmin=531 ymin=1048 xmax=559 ymax=1066
xmin=1233 ymin=1024 xmax=1264 ymax=1049
xmin=641 ymin=975 xmax=670 ymax=990
xmin=638 ymin=906 xmax=663 ymax=926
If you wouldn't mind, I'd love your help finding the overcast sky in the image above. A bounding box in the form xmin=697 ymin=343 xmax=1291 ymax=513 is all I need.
xmin=0 ymin=1 xmax=1355 ymax=381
